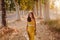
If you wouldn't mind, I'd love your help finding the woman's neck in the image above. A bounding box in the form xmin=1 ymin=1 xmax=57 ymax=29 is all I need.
xmin=31 ymin=18 xmax=34 ymax=21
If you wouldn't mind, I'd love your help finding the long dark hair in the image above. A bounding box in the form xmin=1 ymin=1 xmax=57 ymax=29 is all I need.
xmin=27 ymin=12 xmax=35 ymax=22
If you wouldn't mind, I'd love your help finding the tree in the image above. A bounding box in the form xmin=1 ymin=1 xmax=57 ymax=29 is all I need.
xmin=43 ymin=0 xmax=50 ymax=21
xmin=27 ymin=0 xmax=35 ymax=11
xmin=20 ymin=0 xmax=36 ymax=11
xmin=1 ymin=0 xmax=7 ymax=27
xmin=13 ymin=0 xmax=20 ymax=20
xmin=19 ymin=0 xmax=35 ymax=16
xmin=40 ymin=0 xmax=42 ymax=19
xmin=0 ymin=0 xmax=1 ymax=11
xmin=34 ymin=0 xmax=38 ymax=16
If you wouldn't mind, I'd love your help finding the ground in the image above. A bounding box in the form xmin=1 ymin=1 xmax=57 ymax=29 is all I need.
xmin=0 ymin=18 xmax=60 ymax=40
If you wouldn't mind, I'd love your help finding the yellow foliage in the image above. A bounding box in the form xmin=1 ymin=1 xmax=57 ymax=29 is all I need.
xmin=50 ymin=2 xmax=55 ymax=9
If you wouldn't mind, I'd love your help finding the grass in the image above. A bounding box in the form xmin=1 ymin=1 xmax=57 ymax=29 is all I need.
xmin=44 ymin=20 xmax=60 ymax=32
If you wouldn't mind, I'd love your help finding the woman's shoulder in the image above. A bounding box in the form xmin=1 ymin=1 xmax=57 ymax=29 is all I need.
xmin=27 ymin=22 xmax=31 ymax=24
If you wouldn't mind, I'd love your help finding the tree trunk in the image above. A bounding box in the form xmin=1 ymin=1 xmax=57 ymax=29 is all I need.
xmin=0 ymin=0 xmax=1 ymax=11
xmin=13 ymin=0 xmax=20 ymax=21
xmin=40 ymin=0 xmax=42 ymax=19
xmin=1 ymin=0 xmax=7 ymax=27
xmin=34 ymin=1 xmax=37 ymax=16
xmin=36 ymin=2 xmax=38 ymax=16
xmin=44 ymin=0 xmax=50 ymax=21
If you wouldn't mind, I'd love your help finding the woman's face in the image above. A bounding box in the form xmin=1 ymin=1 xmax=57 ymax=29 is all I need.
xmin=29 ymin=13 xmax=32 ymax=18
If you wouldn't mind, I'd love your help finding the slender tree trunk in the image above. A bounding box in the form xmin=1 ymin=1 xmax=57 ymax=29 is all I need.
xmin=1 ymin=0 xmax=7 ymax=27
xmin=13 ymin=0 xmax=20 ymax=21
xmin=44 ymin=0 xmax=50 ymax=21
xmin=36 ymin=2 xmax=38 ymax=16
xmin=40 ymin=0 xmax=42 ymax=19
xmin=0 ymin=0 xmax=1 ymax=11
xmin=22 ymin=10 xmax=25 ymax=17
xmin=34 ymin=1 xmax=37 ymax=16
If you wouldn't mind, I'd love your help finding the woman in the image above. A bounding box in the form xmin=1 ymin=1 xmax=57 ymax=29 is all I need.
xmin=27 ymin=12 xmax=36 ymax=40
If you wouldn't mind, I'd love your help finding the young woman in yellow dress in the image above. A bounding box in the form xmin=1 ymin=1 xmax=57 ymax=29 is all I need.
xmin=27 ymin=12 xmax=36 ymax=40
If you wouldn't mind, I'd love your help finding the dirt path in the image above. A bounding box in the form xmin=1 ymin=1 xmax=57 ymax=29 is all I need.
xmin=36 ymin=23 xmax=60 ymax=40
xmin=0 ymin=20 xmax=60 ymax=40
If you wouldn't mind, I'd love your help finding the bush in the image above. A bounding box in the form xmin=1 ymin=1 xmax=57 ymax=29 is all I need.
xmin=44 ymin=20 xmax=60 ymax=31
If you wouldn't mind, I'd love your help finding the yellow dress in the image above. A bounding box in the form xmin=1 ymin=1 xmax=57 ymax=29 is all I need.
xmin=27 ymin=20 xmax=35 ymax=40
